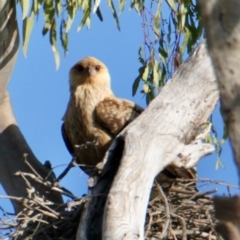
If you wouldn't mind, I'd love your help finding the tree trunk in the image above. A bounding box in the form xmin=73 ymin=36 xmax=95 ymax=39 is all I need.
xmin=77 ymin=41 xmax=218 ymax=240
xmin=0 ymin=0 xmax=63 ymax=214
xmin=200 ymin=0 xmax=240 ymax=238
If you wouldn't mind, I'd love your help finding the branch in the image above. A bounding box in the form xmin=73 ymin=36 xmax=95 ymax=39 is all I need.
xmin=77 ymin=41 xmax=218 ymax=240
xmin=199 ymin=0 xmax=240 ymax=178
xmin=199 ymin=1 xmax=240 ymax=239
xmin=0 ymin=0 xmax=63 ymax=213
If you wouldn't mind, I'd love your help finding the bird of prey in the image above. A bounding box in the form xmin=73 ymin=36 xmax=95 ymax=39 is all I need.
xmin=61 ymin=56 xmax=196 ymax=183
xmin=62 ymin=57 xmax=143 ymax=175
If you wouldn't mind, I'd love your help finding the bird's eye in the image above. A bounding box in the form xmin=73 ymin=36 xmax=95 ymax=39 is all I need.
xmin=95 ymin=65 xmax=100 ymax=71
xmin=76 ymin=65 xmax=84 ymax=72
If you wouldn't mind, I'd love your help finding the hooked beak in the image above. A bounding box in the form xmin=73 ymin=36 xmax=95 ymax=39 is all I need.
xmin=86 ymin=66 xmax=96 ymax=76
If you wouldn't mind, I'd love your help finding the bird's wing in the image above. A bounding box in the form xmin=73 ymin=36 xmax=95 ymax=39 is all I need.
xmin=94 ymin=97 xmax=144 ymax=135
xmin=95 ymin=97 xmax=197 ymax=184
xmin=61 ymin=123 xmax=74 ymax=155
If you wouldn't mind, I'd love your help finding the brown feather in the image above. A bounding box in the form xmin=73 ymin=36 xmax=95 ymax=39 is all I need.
xmin=95 ymin=97 xmax=143 ymax=135
xmin=62 ymin=57 xmax=142 ymax=175
xmin=62 ymin=56 xmax=197 ymax=181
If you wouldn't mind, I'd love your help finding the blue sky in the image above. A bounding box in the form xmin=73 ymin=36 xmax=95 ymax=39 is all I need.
xmin=0 ymin=2 xmax=239 ymax=218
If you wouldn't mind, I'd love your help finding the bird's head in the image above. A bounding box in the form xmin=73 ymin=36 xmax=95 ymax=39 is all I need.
xmin=69 ymin=57 xmax=111 ymax=91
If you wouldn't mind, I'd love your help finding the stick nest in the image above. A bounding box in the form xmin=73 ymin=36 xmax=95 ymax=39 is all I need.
xmin=145 ymin=179 xmax=222 ymax=239
xmin=1 ymin=175 xmax=224 ymax=240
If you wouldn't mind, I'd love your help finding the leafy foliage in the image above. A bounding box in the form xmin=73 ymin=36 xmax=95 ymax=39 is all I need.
xmin=133 ymin=0 xmax=204 ymax=104
xmin=17 ymin=0 xmax=203 ymax=76
xmin=17 ymin=0 xmax=104 ymax=69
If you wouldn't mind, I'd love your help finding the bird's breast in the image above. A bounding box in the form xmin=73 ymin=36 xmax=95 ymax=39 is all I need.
xmin=63 ymin=85 xmax=113 ymax=147
xmin=63 ymin=87 xmax=113 ymax=167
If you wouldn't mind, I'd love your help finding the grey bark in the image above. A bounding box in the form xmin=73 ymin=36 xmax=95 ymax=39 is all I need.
xmin=77 ymin=41 xmax=218 ymax=240
xmin=200 ymin=0 xmax=240 ymax=179
xmin=200 ymin=0 xmax=240 ymax=238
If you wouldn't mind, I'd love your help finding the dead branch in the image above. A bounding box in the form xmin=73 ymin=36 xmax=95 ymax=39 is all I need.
xmin=77 ymin=41 xmax=218 ymax=240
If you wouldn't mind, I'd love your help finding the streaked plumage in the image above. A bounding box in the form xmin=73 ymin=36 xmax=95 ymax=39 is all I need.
xmin=62 ymin=57 xmax=196 ymax=183
xmin=62 ymin=57 xmax=143 ymax=175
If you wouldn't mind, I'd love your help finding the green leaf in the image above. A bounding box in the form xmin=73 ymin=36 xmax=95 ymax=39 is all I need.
xmin=180 ymin=3 xmax=186 ymax=30
xmin=67 ymin=5 xmax=74 ymax=19
xmin=131 ymin=0 xmax=144 ymax=13
xmin=153 ymin=60 xmax=161 ymax=89
xmin=132 ymin=76 xmax=141 ymax=96
xmin=108 ymin=0 xmax=120 ymax=30
xmin=66 ymin=4 xmax=77 ymax=33
xmin=43 ymin=1 xmax=54 ymax=23
xmin=50 ymin=20 xmax=60 ymax=70
xmin=93 ymin=0 xmax=101 ymax=13
xmin=42 ymin=23 xmax=51 ymax=35
xmin=220 ymin=125 xmax=228 ymax=145
xmin=141 ymin=65 xmax=149 ymax=81
xmin=119 ymin=0 xmax=125 ymax=13
xmin=205 ymin=133 xmax=212 ymax=144
xmin=143 ymin=83 xmax=149 ymax=93
xmin=78 ymin=9 xmax=91 ymax=31
xmin=159 ymin=65 xmax=166 ymax=86
xmin=55 ymin=0 xmax=61 ymax=16
xmin=180 ymin=26 xmax=191 ymax=57
xmin=212 ymin=134 xmax=218 ymax=145
xmin=23 ymin=14 xmax=34 ymax=56
xmin=60 ymin=20 xmax=68 ymax=54
xmin=138 ymin=46 xmax=144 ymax=64
xmin=159 ymin=48 xmax=167 ymax=68
xmin=96 ymin=7 xmax=104 ymax=21
xmin=215 ymin=158 xmax=224 ymax=170
xmin=78 ymin=0 xmax=91 ymax=31
xmin=159 ymin=46 xmax=168 ymax=58
xmin=32 ymin=0 xmax=40 ymax=14
xmin=66 ymin=16 xmax=74 ymax=33
xmin=153 ymin=0 xmax=162 ymax=38
xmin=167 ymin=16 xmax=172 ymax=45
xmin=146 ymin=88 xmax=154 ymax=105
xmin=86 ymin=16 xmax=91 ymax=28
xmin=19 ymin=0 xmax=30 ymax=19
xmin=166 ymin=0 xmax=175 ymax=12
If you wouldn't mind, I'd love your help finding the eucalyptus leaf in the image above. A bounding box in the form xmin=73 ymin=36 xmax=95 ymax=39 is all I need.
xmin=50 ymin=20 xmax=60 ymax=70
xmin=23 ymin=15 xmax=34 ymax=56
xmin=19 ymin=0 xmax=30 ymax=19
xmin=108 ymin=0 xmax=120 ymax=30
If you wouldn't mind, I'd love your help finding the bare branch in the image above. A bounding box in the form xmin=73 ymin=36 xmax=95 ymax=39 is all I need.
xmin=77 ymin=41 xmax=218 ymax=240
xmin=0 ymin=0 xmax=63 ymax=213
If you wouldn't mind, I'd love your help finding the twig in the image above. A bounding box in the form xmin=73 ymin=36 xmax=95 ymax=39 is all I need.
xmin=176 ymin=177 xmax=240 ymax=190
xmin=23 ymin=154 xmax=43 ymax=180
xmin=14 ymin=172 xmax=51 ymax=188
xmin=14 ymin=171 xmax=78 ymax=200
xmin=155 ymin=180 xmax=170 ymax=239
xmin=191 ymin=189 xmax=218 ymax=201
xmin=51 ymin=186 xmax=78 ymax=200
xmin=170 ymin=230 xmax=217 ymax=239
xmin=169 ymin=226 xmax=178 ymax=240
xmin=171 ymin=213 xmax=187 ymax=240
xmin=57 ymin=158 xmax=75 ymax=181
xmin=67 ymin=198 xmax=85 ymax=211
xmin=33 ymin=198 xmax=59 ymax=217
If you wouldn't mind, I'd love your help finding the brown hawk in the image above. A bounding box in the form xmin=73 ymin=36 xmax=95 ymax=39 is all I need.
xmin=62 ymin=57 xmax=143 ymax=175
xmin=62 ymin=56 xmax=196 ymax=182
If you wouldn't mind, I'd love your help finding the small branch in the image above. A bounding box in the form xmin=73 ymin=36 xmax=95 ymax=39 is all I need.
xmin=155 ymin=180 xmax=170 ymax=239
xmin=56 ymin=158 xmax=75 ymax=181
xmin=171 ymin=213 xmax=187 ymax=240
xmin=23 ymin=154 xmax=43 ymax=180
